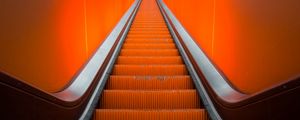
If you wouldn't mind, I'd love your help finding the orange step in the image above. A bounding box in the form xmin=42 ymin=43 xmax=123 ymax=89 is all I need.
xmin=107 ymin=76 xmax=193 ymax=89
xmin=130 ymin=26 xmax=168 ymax=29
xmin=94 ymin=109 xmax=208 ymax=120
xmin=128 ymin=31 xmax=170 ymax=35
xmin=130 ymin=23 xmax=167 ymax=28
xmin=125 ymin=39 xmax=174 ymax=43
xmin=122 ymin=43 xmax=176 ymax=49
xmin=132 ymin=20 xmax=167 ymax=22
xmin=100 ymin=90 xmax=200 ymax=109
xmin=131 ymin=22 xmax=165 ymax=24
xmin=130 ymin=27 xmax=168 ymax=29
xmin=120 ymin=49 xmax=179 ymax=56
xmin=116 ymin=56 xmax=183 ymax=64
xmin=131 ymin=23 xmax=166 ymax=25
xmin=127 ymin=34 xmax=171 ymax=38
xmin=112 ymin=65 xmax=188 ymax=75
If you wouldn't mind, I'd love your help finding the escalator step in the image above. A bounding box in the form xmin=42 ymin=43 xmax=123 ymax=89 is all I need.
xmin=112 ymin=65 xmax=188 ymax=75
xmin=94 ymin=109 xmax=208 ymax=120
xmin=131 ymin=22 xmax=166 ymax=25
xmin=107 ymin=75 xmax=193 ymax=89
xmin=128 ymin=31 xmax=171 ymax=36
xmin=122 ymin=43 xmax=176 ymax=49
xmin=130 ymin=25 xmax=168 ymax=28
xmin=130 ymin=28 xmax=169 ymax=31
xmin=100 ymin=90 xmax=200 ymax=109
xmin=128 ymin=31 xmax=170 ymax=35
xmin=120 ymin=49 xmax=179 ymax=56
xmin=127 ymin=34 xmax=171 ymax=38
xmin=127 ymin=32 xmax=170 ymax=36
xmin=134 ymin=20 xmax=165 ymax=21
xmin=116 ymin=56 xmax=182 ymax=64
xmin=131 ymin=24 xmax=166 ymax=27
xmin=125 ymin=39 xmax=173 ymax=43
xmin=131 ymin=21 xmax=165 ymax=23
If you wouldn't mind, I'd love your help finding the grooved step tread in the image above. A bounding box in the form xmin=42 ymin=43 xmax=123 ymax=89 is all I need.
xmin=120 ymin=49 xmax=179 ymax=56
xmin=122 ymin=43 xmax=176 ymax=49
xmin=94 ymin=109 xmax=208 ymax=120
xmin=131 ymin=25 xmax=166 ymax=27
xmin=128 ymin=31 xmax=170 ymax=35
xmin=130 ymin=27 xmax=168 ymax=29
xmin=130 ymin=28 xmax=169 ymax=31
xmin=132 ymin=22 xmax=165 ymax=23
xmin=116 ymin=56 xmax=182 ymax=64
xmin=132 ymin=23 xmax=166 ymax=24
xmin=125 ymin=39 xmax=174 ymax=43
xmin=129 ymin=30 xmax=169 ymax=32
xmin=100 ymin=90 xmax=200 ymax=109
xmin=131 ymin=24 xmax=166 ymax=27
xmin=112 ymin=65 xmax=188 ymax=75
xmin=127 ymin=34 xmax=171 ymax=38
xmin=107 ymin=76 xmax=193 ymax=89
xmin=134 ymin=21 xmax=165 ymax=22
xmin=127 ymin=33 xmax=170 ymax=36
xmin=131 ymin=22 xmax=165 ymax=23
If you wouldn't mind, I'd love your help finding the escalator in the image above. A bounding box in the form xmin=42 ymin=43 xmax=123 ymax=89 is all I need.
xmin=93 ymin=0 xmax=208 ymax=119
xmin=1 ymin=0 xmax=299 ymax=119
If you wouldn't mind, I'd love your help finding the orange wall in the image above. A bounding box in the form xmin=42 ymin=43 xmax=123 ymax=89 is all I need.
xmin=0 ymin=0 xmax=134 ymax=92
xmin=164 ymin=0 xmax=300 ymax=93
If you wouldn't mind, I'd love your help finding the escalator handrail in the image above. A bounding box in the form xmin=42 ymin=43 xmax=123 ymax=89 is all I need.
xmin=53 ymin=0 xmax=140 ymax=103
xmin=79 ymin=0 xmax=141 ymax=119
xmin=158 ymin=0 xmax=300 ymax=119
xmin=157 ymin=0 xmax=222 ymax=119
xmin=0 ymin=0 xmax=141 ymax=119
xmin=157 ymin=0 xmax=247 ymax=104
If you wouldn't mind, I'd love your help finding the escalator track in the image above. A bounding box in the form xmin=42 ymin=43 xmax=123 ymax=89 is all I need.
xmin=93 ymin=0 xmax=209 ymax=119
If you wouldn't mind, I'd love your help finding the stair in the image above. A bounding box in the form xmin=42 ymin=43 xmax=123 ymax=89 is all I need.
xmin=95 ymin=109 xmax=207 ymax=120
xmin=93 ymin=0 xmax=208 ymax=119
